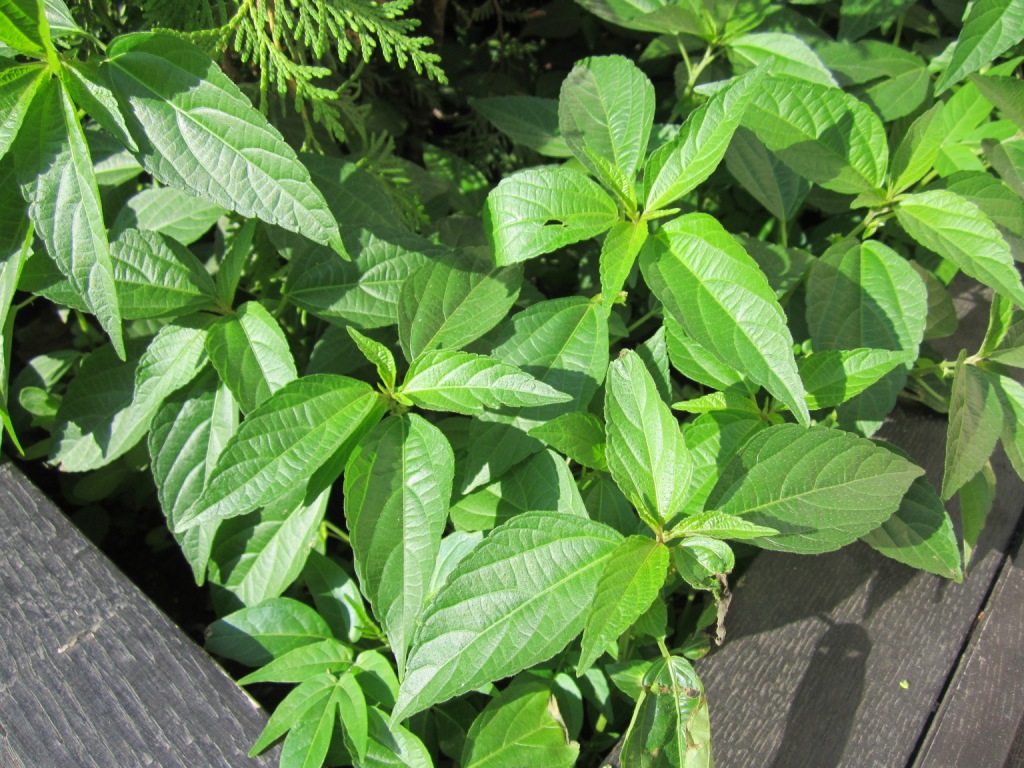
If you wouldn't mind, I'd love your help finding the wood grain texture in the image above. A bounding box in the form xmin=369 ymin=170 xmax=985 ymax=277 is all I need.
xmin=695 ymin=277 xmax=1024 ymax=768
xmin=0 ymin=463 xmax=280 ymax=767
xmin=913 ymin=528 xmax=1024 ymax=768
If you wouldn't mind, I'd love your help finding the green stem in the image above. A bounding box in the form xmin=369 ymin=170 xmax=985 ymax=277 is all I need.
xmin=324 ymin=521 xmax=350 ymax=544
xmin=626 ymin=308 xmax=659 ymax=334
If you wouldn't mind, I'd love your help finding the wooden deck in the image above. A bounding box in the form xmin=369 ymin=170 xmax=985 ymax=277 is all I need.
xmin=0 ymin=278 xmax=1021 ymax=767
xmin=0 ymin=461 xmax=279 ymax=767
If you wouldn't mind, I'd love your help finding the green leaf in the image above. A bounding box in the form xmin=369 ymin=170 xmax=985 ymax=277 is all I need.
xmin=945 ymin=172 xmax=1024 ymax=239
xmin=149 ymin=370 xmax=238 ymax=582
xmin=104 ymin=33 xmax=344 ymax=255
xmin=678 ymin=410 xmax=767 ymax=518
xmin=397 ymin=249 xmax=522 ymax=361
xmin=740 ymin=75 xmax=888 ymax=194
xmin=0 ymin=220 xmax=28 ymax=449
xmin=641 ymin=214 xmax=809 ymax=425
xmin=942 ymin=356 xmax=1003 ymax=500
xmin=0 ymin=155 xmax=27 ymax=260
xmin=605 ymin=350 xmax=692 ymax=529
xmin=250 ymin=673 xmax=337 ymax=756
xmin=206 ymin=597 xmax=333 ymax=667
xmin=210 ymin=488 xmax=329 ymax=606
xmin=799 ymin=349 xmax=911 ymax=409
xmin=666 ymin=509 xmax=778 ymax=541
xmin=971 ymin=74 xmax=1024 ymax=129
xmin=450 ymin=448 xmax=587 ymax=532
xmin=600 ymin=220 xmax=648 ymax=306
xmin=737 ymin=237 xmax=814 ymax=298
xmin=578 ymin=537 xmax=668 ymax=675
xmin=429 ymin=531 xmax=483 ymax=598
xmin=55 ymin=317 xmax=210 ymax=471
xmin=912 ymin=261 xmax=959 ymax=341
xmin=206 ymin=301 xmax=298 ymax=414
xmin=41 ymin=0 xmax=80 ymax=39
xmin=673 ymin=536 xmax=734 ymax=592
xmin=459 ymin=297 xmax=609 ymax=491
xmin=935 ymin=0 xmax=1024 ymax=94
xmin=111 ymin=186 xmax=226 ymax=246
xmin=889 ymin=103 xmax=945 ymax=193
xmin=559 ymin=55 xmax=654 ymax=206
xmin=816 ymin=40 xmax=930 ymax=122
xmin=177 ymin=375 xmax=386 ymax=531
xmin=986 ymin=136 xmax=1024 ymax=200
xmin=644 ymin=66 xmax=764 ymax=213
xmin=0 ymin=0 xmax=46 ymax=54
xmin=838 ymin=0 xmax=915 ymax=41
xmin=806 ymin=238 xmax=927 ymax=354
xmin=620 ymin=657 xmax=711 ymax=768
xmin=303 ymin=552 xmax=377 ymax=645
xmin=707 ymin=424 xmax=924 ymax=554
xmin=724 ymin=127 xmax=810 ymax=222
xmin=472 ymin=96 xmax=571 ymax=157
xmin=861 ymin=470 xmax=962 ymax=582
xmin=529 ymin=411 xmax=607 ymax=471
xmin=337 ymin=674 xmax=370 ymax=762
xmin=728 ymin=33 xmax=835 ymax=87
xmin=896 ymin=190 xmax=1024 ymax=308
xmin=573 ymin=0 xmax=709 ymax=36
xmin=454 ymin=444 xmax=589 ymax=528
xmin=344 ymin=415 xmax=454 ymax=676
xmin=960 ymin=463 xmax=996 ymax=569
xmin=393 ymin=512 xmax=621 ymax=721
xmin=462 ymin=681 xmax=579 ymax=768
xmin=664 ymin=315 xmax=752 ymax=393
xmin=16 ymin=77 xmax=124 ymax=357
xmin=238 ymin=639 xmax=354 ymax=685
xmin=483 ymin=166 xmax=619 ymax=266
xmin=399 ymin=350 xmax=572 ymax=416
xmin=347 ymin=328 xmax=397 ymax=392
xmin=360 ymin=706 xmax=432 ymax=768
xmin=0 ymin=63 xmax=45 ymax=161
xmin=58 ymin=60 xmax=138 ymax=153
xmin=111 ymin=228 xmax=219 ymax=319
xmin=279 ymin=687 xmax=340 ymax=768
xmin=285 ymin=228 xmax=437 ymax=329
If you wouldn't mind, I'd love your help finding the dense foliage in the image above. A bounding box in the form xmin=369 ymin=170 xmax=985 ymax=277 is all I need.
xmin=2 ymin=0 xmax=1024 ymax=765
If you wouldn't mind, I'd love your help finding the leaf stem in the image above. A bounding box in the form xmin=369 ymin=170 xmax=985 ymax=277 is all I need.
xmin=626 ymin=308 xmax=659 ymax=334
xmin=323 ymin=520 xmax=350 ymax=544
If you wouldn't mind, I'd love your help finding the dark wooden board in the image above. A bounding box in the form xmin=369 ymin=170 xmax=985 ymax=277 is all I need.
xmin=0 ymin=463 xmax=279 ymax=768
xmin=694 ymin=279 xmax=1024 ymax=768
xmin=912 ymin=525 xmax=1024 ymax=768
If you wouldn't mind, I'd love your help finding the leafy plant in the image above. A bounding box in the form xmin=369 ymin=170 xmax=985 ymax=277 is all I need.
xmin=3 ymin=0 xmax=1024 ymax=766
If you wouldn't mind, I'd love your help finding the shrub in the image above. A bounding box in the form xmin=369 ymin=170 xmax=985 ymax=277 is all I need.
xmin=2 ymin=0 xmax=1023 ymax=765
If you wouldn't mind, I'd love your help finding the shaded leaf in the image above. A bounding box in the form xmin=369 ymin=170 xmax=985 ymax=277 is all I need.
xmin=707 ymin=424 xmax=924 ymax=553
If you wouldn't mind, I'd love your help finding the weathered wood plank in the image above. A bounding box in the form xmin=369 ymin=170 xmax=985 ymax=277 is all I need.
xmin=695 ymin=279 xmax=1024 ymax=768
xmin=0 ymin=463 xmax=279 ymax=768
xmin=913 ymin=527 xmax=1024 ymax=768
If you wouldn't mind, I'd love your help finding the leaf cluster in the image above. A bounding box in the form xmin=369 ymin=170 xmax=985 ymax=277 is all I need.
xmin=3 ymin=0 xmax=1024 ymax=767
